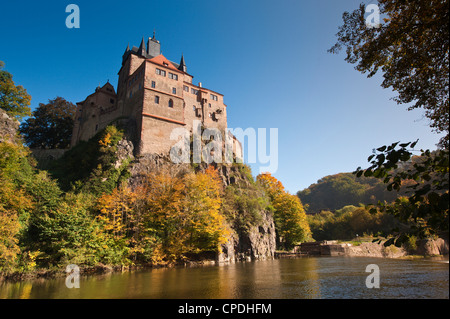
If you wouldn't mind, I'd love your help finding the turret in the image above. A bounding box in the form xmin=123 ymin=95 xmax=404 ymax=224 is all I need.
xmin=178 ymin=54 xmax=187 ymax=73
xmin=137 ymin=37 xmax=146 ymax=56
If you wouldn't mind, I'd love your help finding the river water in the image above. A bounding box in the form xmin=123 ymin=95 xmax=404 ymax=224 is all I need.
xmin=1 ymin=256 xmax=448 ymax=299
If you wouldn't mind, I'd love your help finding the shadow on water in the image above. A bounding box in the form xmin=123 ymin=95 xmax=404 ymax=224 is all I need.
xmin=0 ymin=256 xmax=448 ymax=299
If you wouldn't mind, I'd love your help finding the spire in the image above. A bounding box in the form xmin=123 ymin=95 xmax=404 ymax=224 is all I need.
xmin=137 ymin=37 xmax=146 ymax=56
xmin=122 ymin=43 xmax=131 ymax=64
xmin=178 ymin=54 xmax=187 ymax=73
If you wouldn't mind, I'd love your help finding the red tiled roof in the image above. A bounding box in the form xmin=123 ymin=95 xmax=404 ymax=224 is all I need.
xmin=148 ymin=54 xmax=179 ymax=71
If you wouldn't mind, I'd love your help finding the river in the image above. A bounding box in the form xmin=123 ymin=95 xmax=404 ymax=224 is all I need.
xmin=1 ymin=256 xmax=448 ymax=299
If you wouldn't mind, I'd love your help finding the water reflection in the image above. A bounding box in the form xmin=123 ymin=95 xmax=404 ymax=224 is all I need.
xmin=0 ymin=256 xmax=448 ymax=299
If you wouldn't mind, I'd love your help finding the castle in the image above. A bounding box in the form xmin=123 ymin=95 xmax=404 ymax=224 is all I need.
xmin=71 ymin=34 xmax=237 ymax=158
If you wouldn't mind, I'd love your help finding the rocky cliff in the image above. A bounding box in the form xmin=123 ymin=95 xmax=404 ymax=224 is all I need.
xmin=127 ymin=150 xmax=277 ymax=263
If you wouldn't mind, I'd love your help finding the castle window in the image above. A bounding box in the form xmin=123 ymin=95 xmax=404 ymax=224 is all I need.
xmin=193 ymin=105 xmax=196 ymax=111
xmin=191 ymin=88 xmax=198 ymax=95
xmin=184 ymin=86 xmax=189 ymax=92
xmin=95 ymin=124 xmax=98 ymax=131
xmin=110 ymin=98 xmax=115 ymax=104
xmin=210 ymin=94 xmax=218 ymax=101
xmin=209 ymin=103 xmax=211 ymax=108
xmin=169 ymin=72 xmax=178 ymax=80
xmin=172 ymin=87 xmax=176 ymax=94
xmin=151 ymin=81 xmax=156 ymax=88
xmin=156 ymin=68 xmax=166 ymax=76
xmin=155 ymin=96 xmax=160 ymax=104
xmin=168 ymin=99 xmax=173 ymax=108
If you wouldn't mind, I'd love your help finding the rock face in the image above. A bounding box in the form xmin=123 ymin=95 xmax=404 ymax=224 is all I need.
xmin=213 ymin=162 xmax=277 ymax=262
xmin=415 ymin=237 xmax=449 ymax=256
xmin=219 ymin=209 xmax=276 ymax=263
xmin=0 ymin=108 xmax=20 ymax=144
xmin=347 ymin=242 xmax=407 ymax=258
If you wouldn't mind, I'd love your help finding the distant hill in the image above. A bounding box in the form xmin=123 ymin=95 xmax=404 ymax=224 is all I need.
xmin=297 ymin=172 xmax=398 ymax=214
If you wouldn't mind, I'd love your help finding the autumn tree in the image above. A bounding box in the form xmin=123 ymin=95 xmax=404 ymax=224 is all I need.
xmin=257 ymin=173 xmax=311 ymax=249
xmin=183 ymin=167 xmax=230 ymax=253
xmin=0 ymin=61 xmax=31 ymax=121
xmin=0 ymin=142 xmax=34 ymax=270
xmin=19 ymin=97 xmax=76 ymax=149
xmin=0 ymin=206 xmax=21 ymax=271
xmin=97 ymin=183 xmax=153 ymax=264
xmin=96 ymin=166 xmax=230 ymax=264
xmin=329 ymin=0 xmax=449 ymax=147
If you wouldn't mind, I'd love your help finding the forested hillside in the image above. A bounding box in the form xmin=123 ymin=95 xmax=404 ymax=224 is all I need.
xmin=297 ymin=173 xmax=397 ymax=214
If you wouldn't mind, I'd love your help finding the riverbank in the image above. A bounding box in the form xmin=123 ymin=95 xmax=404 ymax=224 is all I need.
xmin=2 ymin=236 xmax=448 ymax=283
xmin=346 ymin=236 xmax=449 ymax=258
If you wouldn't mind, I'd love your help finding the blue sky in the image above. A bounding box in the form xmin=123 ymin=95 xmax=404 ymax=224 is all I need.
xmin=0 ymin=0 xmax=443 ymax=194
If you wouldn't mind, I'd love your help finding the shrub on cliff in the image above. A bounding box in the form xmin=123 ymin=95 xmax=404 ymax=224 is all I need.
xmin=49 ymin=125 xmax=131 ymax=195
xmin=257 ymin=172 xmax=311 ymax=249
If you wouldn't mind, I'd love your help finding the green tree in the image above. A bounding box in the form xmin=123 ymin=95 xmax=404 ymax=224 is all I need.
xmin=355 ymin=141 xmax=449 ymax=245
xmin=329 ymin=0 xmax=449 ymax=147
xmin=0 ymin=61 xmax=31 ymax=121
xmin=19 ymin=97 xmax=76 ymax=149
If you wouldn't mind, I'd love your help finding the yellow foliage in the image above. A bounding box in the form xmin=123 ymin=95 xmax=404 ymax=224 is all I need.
xmin=0 ymin=206 xmax=21 ymax=270
xmin=96 ymin=166 xmax=231 ymax=264
xmin=99 ymin=132 xmax=112 ymax=147
xmin=257 ymin=172 xmax=312 ymax=247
